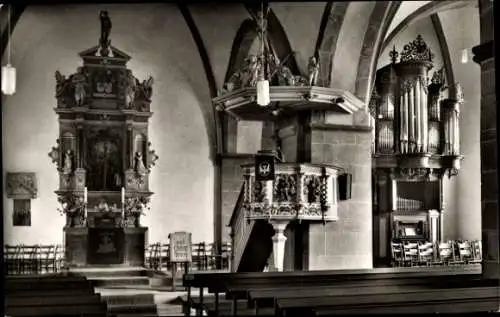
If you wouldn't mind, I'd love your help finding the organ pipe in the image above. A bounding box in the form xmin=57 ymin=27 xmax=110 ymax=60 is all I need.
xmin=409 ymin=85 xmax=415 ymax=151
xmin=371 ymin=36 xmax=462 ymax=159
xmin=415 ymin=79 xmax=421 ymax=150
xmin=422 ymin=85 xmax=428 ymax=152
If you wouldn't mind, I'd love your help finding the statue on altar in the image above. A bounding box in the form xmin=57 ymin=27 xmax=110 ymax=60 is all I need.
xmin=125 ymin=70 xmax=136 ymax=108
xmin=99 ymin=10 xmax=112 ymax=47
xmin=134 ymin=152 xmax=147 ymax=176
xmin=62 ymin=149 xmax=73 ymax=175
xmin=72 ymin=67 xmax=88 ymax=106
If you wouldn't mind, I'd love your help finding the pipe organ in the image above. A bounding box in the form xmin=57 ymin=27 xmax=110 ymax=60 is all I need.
xmin=370 ymin=35 xmax=464 ymax=266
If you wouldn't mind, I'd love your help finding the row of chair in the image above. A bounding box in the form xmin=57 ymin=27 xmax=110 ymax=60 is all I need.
xmin=391 ymin=240 xmax=482 ymax=267
xmin=4 ymin=241 xmax=232 ymax=276
xmin=145 ymin=242 xmax=231 ymax=272
xmin=4 ymin=244 xmax=65 ymax=275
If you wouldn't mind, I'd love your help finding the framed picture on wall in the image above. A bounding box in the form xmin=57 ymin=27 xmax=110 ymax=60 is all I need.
xmin=13 ymin=199 xmax=31 ymax=227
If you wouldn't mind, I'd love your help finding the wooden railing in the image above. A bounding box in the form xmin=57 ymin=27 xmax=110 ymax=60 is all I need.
xmin=228 ymin=184 xmax=253 ymax=272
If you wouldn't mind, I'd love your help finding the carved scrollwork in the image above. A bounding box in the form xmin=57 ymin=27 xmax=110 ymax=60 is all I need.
xmin=57 ymin=192 xmax=86 ymax=227
xmin=48 ymin=139 xmax=61 ymax=169
xmin=222 ymin=53 xmax=308 ymax=93
xmin=399 ymin=35 xmax=434 ymax=64
xmin=299 ymin=204 xmax=323 ymax=217
xmin=146 ymin=142 xmax=159 ymax=170
xmin=399 ymin=168 xmax=429 ymax=180
xmin=124 ymin=195 xmax=150 ymax=215
xmin=273 ymin=174 xmax=297 ymax=202
xmin=6 ymin=173 xmax=38 ymax=199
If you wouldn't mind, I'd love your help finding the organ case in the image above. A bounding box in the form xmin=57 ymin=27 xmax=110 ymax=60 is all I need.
xmin=370 ymin=35 xmax=464 ymax=266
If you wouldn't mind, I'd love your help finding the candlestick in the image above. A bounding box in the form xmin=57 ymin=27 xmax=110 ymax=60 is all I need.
xmin=121 ymin=187 xmax=125 ymax=221
xmin=84 ymin=187 xmax=88 ymax=204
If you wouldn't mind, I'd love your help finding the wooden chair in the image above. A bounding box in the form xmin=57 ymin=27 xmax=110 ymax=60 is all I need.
xmin=192 ymin=242 xmax=208 ymax=271
xmin=418 ymin=242 xmax=433 ymax=266
xmin=144 ymin=243 xmax=158 ymax=269
xmin=159 ymin=243 xmax=170 ymax=272
xmin=438 ymin=241 xmax=454 ymax=265
xmin=38 ymin=245 xmax=56 ymax=274
xmin=390 ymin=242 xmax=404 ymax=267
xmin=4 ymin=244 xmax=20 ymax=275
xmin=403 ymin=243 xmax=419 ymax=266
xmin=457 ymin=241 xmax=474 ymax=264
xmin=20 ymin=245 xmax=39 ymax=275
xmin=54 ymin=244 xmax=65 ymax=271
xmin=471 ymin=240 xmax=482 ymax=264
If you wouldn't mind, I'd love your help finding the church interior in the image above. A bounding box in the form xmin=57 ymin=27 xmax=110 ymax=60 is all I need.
xmin=1 ymin=1 xmax=498 ymax=316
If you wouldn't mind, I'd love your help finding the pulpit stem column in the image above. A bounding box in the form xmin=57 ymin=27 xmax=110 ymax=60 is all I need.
xmin=269 ymin=221 xmax=289 ymax=272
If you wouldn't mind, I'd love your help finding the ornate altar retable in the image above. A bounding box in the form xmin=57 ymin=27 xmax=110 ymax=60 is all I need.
xmin=48 ymin=11 xmax=158 ymax=267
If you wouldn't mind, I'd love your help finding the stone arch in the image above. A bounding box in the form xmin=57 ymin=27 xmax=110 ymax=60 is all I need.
xmin=354 ymin=1 xmax=401 ymax=106
xmin=381 ymin=0 xmax=477 ymax=54
xmin=0 ymin=5 xmax=26 ymax=57
xmin=315 ymin=2 xmax=349 ymax=87
xmin=178 ymin=3 xmax=220 ymax=159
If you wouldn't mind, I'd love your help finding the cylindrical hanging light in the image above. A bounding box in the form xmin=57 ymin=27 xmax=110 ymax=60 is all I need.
xmin=2 ymin=63 xmax=16 ymax=95
xmin=461 ymin=49 xmax=469 ymax=64
xmin=256 ymin=1 xmax=270 ymax=107
xmin=257 ymin=79 xmax=270 ymax=106
xmin=2 ymin=5 xmax=16 ymax=96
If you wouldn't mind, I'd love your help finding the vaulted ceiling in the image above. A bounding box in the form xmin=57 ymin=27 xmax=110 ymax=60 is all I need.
xmin=0 ymin=1 xmax=480 ymax=159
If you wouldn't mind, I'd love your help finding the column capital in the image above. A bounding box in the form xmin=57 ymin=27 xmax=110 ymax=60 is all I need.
xmin=428 ymin=209 xmax=440 ymax=218
xmin=472 ymin=40 xmax=494 ymax=64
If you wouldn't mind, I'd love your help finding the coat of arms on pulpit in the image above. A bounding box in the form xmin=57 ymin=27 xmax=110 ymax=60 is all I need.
xmin=255 ymin=155 xmax=275 ymax=181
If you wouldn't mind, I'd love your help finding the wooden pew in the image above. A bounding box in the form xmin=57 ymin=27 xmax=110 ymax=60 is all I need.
xmin=247 ymin=277 xmax=497 ymax=313
xmin=4 ymin=274 xmax=107 ymax=317
xmin=274 ymin=286 xmax=499 ymax=316
xmin=182 ymin=265 xmax=481 ymax=316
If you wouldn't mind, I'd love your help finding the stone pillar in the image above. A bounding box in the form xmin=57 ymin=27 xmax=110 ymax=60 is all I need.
xmin=472 ymin=0 xmax=497 ymax=280
xmin=428 ymin=210 xmax=440 ymax=245
xmin=269 ymin=221 xmax=289 ymax=272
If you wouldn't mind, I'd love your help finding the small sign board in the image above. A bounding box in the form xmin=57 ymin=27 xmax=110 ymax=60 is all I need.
xmin=169 ymin=231 xmax=192 ymax=263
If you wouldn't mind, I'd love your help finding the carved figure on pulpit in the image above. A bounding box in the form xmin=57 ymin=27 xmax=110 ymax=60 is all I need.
xmin=254 ymin=181 xmax=265 ymax=203
xmin=274 ymin=175 xmax=297 ymax=202
xmin=62 ymin=150 xmax=73 ymax=175
xmin=246 ymin=55 xmax=260 ymax=87
xmin=304 ymin=176 xmax=321 ymax=203
xmin=307 ymin=56 xmax=319 ymax=86
xmin=134 ymin=152 xmax=147 ymax=176
xmin=72 ymin=67 xmax=88 ymax=106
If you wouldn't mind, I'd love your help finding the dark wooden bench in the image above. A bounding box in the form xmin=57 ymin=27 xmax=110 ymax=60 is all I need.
xmin=183 ymin=295 xmax=274 ymax=317
xmin=246 ymin=275 xmax=492 ymax=311
xmin=182 ymin=265 xmax=482 ymax=316
xmin=4 ymin=274 xmax=108 ymax=317
xmin=275 ymin=286 xmax=499 ymax=316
